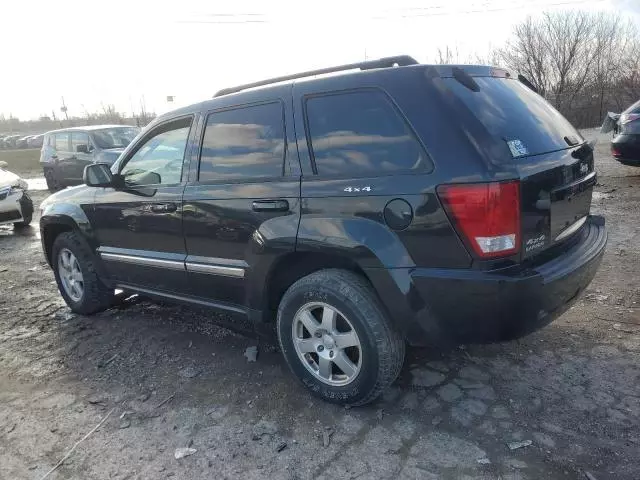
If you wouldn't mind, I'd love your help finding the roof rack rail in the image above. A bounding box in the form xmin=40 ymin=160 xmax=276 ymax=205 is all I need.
xmin=213 ymin=55 xmax=419 ymax=97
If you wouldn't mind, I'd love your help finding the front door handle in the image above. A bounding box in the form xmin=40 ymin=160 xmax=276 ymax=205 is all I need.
xmin=252 ymin=199 xmax=289 ymax=212
xmin=150 ymin=203 xmax=178 ymax=213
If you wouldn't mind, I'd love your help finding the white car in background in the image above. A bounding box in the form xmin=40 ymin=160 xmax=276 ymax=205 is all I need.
xmin=0 ymin=161 xmax=33 ymax=228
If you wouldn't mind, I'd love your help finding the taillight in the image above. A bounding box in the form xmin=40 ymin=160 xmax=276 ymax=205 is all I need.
xmin=611 ymin=146 xmax=622 ymax=158
xmin=437 ymin=181 xmax=521 ymax=258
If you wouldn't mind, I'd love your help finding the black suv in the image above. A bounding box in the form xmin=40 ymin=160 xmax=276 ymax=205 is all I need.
xmin=40 ymin=56 xmax=607 ymax=405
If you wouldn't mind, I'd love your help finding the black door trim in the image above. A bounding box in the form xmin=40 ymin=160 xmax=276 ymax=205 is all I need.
xmin=116 ymin=283 xmax=247 ymax=315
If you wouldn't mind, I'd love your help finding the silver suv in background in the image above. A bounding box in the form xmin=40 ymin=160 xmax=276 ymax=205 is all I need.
xmin=40 ymin=125 xmax=139 ymax=191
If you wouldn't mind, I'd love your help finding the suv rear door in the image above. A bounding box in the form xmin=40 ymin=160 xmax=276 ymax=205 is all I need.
xmin=69 ymin=131 xmax=94 ymax=183
xmin=182 ymin=97 xmax=300 ymax=313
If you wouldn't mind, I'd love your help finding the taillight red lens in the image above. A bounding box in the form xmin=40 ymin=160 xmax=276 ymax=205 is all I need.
xmin=611 ymin=147 xmax=622 ymax=158
xmin=437 ymin=181 xmax=521 ymax=258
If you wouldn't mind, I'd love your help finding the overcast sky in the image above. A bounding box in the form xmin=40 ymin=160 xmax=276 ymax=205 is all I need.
xmin=0 ymin=0 xmax=637 ymax=120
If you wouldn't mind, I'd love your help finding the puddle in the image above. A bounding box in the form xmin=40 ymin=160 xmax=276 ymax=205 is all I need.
xmin=25 ymin=177 xmax=47 ymax=191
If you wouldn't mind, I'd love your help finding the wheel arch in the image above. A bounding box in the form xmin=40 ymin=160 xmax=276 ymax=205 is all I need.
xmin=40 ymin=204 xmax=99 ymax=269
xmin=260 ymin=251 xmax=371 ymax=322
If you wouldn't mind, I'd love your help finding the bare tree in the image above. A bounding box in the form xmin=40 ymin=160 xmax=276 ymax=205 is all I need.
xmin=435 ymin=46 xmax=460 ymax=64
xmin=498 ymin=10 xmax=640 ymax=127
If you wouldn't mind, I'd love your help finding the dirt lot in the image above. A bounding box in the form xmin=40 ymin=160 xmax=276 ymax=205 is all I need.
xmin=0 ymin=131 xmax=638 ymax=480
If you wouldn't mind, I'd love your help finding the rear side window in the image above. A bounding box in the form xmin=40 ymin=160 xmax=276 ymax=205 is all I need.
xmin=199 ymin=102 xmax=285 ymax=181
xmin=305 ymin=90 xmax=429 ymax=176
xmin=442 ymin=77 xmax=582 ymax=157
xmin=55 ymin=133 xmax=69 ymax=151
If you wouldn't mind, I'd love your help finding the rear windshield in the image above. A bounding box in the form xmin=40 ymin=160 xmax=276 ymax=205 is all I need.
xmin=92 ymin=127 xmax=139 ymax=149
xmin=623 ymin=99 xmax=640 ymax=114
xmin=443 ymin=77 xmax=582 ymax=157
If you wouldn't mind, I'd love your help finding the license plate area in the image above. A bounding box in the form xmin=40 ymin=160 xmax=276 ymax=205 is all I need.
xmin=550 ymin=172 xmax=596 ymax=241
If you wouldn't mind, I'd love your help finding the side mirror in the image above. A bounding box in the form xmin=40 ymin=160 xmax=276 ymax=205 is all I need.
xmin=76 ymin=144 xmax=90 ymax=154
xmin=0 ymin=161 xmax=7 ymax=169
xmin=84 ymin=163 xmax=114 ymax=187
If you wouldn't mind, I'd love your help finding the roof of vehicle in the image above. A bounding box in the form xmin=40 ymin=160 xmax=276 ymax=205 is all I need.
xmin=44 ymin=124 xmax=137 ymax=135
xmin=152 ymin=57 xmax=503 ymax=124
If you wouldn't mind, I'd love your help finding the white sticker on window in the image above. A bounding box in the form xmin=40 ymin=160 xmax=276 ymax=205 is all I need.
xmin=507 ymin=139 xmax=529 ymax=158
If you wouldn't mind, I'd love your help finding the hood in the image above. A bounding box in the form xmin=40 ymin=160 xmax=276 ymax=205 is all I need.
xmin=0 ymin=168 xmax=24 ymax=189
xmin=40 ymin=184 xmax=91 ymax=211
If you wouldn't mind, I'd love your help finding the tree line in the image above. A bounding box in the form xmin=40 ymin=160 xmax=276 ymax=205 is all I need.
xmin=437 ymin=11 xmax=639 ymax=128
xmin=498 ymin=11 xmax=639 ymax=128
xmin=0 ymin=103 xmax=155 ymax=135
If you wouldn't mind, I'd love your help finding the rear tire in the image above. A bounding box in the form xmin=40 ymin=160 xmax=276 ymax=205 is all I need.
xmin=277 ymin=269 xmax=405 ymax=406
xmin=52 ymin=231 xmax=113 ymax=314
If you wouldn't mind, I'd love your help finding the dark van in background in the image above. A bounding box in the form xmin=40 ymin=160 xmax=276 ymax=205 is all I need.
xmin=40 ymin=125 xmax=139 ymax=191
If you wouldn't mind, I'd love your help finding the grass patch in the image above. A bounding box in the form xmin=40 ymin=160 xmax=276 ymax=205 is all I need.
xmin=0 ymin=149 xmax=41 ymax=177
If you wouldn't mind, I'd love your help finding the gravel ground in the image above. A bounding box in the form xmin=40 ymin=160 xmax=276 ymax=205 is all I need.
xmin=0 ymin=130 xmax=638 ymax=480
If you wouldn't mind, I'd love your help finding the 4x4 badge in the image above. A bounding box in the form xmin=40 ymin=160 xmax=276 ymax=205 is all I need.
xmin=344 ymin=186 xmax=372 ymax=193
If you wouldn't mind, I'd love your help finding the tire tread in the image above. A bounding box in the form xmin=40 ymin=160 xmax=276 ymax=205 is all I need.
xmin=278 ymin=268 xmax=405 ymax=406
xmin=52 ymin=231 xmax=113 ymax=314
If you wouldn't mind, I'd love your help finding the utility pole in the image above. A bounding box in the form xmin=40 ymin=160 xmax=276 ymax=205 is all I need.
xmin=60 ymin=96 xmax=69 ymax=122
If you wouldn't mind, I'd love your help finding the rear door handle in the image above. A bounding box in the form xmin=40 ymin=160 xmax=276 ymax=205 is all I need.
xmin=252 ymin=199 xmax=289 ymax=212
xmin=150 ymin=203 xmax=178 ymax=213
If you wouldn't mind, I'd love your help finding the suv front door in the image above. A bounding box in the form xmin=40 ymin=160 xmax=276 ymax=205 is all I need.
xmin=90 ymin=116 xmax=195 ymax=293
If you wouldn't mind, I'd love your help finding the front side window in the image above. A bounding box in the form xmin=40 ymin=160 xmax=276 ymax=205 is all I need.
xmin=55 ymin=133 xmax=70 ymax=152
xmin=198 ymin=102 xmax=285 ymax=182
xmin=119 ymin=118 xmax=191 ymax=186
xmin=305 ymin=90 xmax=428 ymax=176
xmin=71 ymin=132 xmax=91 ymax=152
xmin=92 ymin=127 xmax=139 ymax=149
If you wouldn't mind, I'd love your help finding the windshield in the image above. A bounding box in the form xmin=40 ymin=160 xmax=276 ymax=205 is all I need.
xmin=91 ymin=127 xmax=139 ymax=149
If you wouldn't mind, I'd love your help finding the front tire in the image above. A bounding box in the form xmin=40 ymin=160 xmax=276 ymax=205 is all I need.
xmin=52 ymin=231 xmax=114 ymax=314
xmin=277 ymin=269 xmax=405 ymax=406
xmin=13 ymin=213 xmax=32 ymax=228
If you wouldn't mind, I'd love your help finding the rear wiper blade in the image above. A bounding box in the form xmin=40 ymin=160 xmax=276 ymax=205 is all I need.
xmin=517 ymin=74 xmax=538 ymax=94
xmin=452 ymin=67 xmax=480 ymax=92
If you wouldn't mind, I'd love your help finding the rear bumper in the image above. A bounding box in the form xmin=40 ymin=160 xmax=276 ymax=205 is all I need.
xmin=367 ymin=215 xmax=607 ymax=344
xmin=611 ymin=134 xmax=640 ymax=163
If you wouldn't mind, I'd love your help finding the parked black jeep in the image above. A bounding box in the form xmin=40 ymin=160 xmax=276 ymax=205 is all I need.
xmin=40 ymin=56 xmax=607 ymax=405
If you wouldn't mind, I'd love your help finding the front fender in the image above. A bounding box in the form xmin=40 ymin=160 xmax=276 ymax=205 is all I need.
xmin=39 ymin=187 xmax=97 ymax=265
xmin=295 ymin=216 xmax=415 ymax=269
